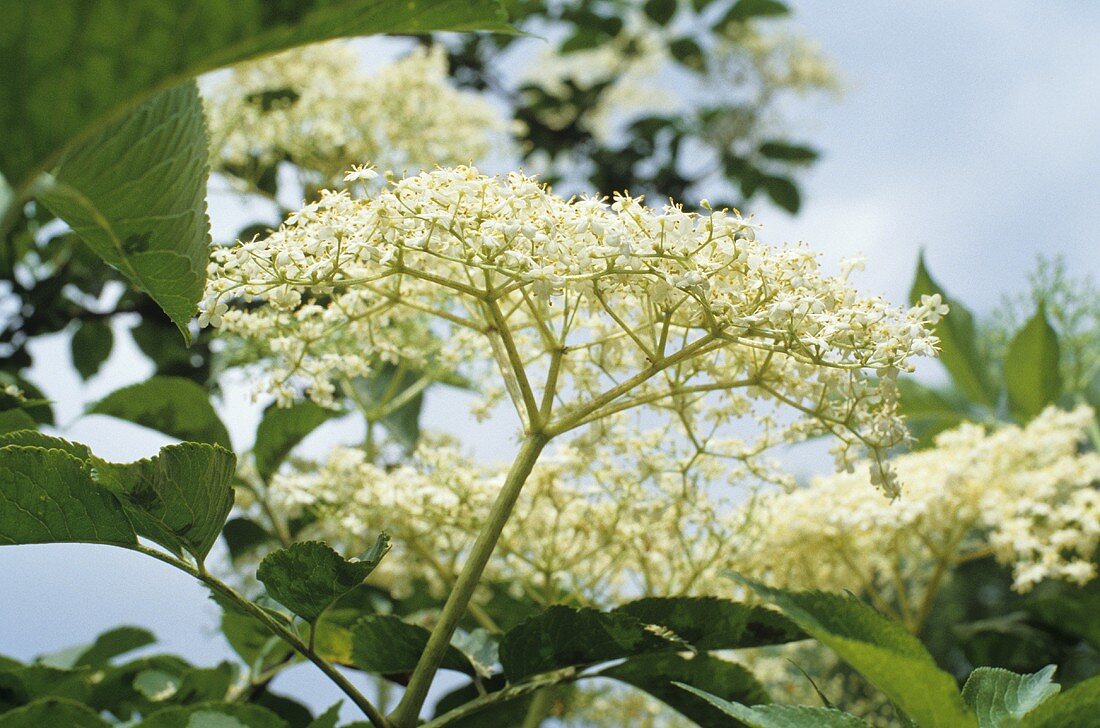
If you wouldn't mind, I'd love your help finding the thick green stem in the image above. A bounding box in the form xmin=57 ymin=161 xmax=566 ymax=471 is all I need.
xmin=388 ymin=434 xmax=549 ymax=727
xmin=520 ymin=687 xmax=556 ymax=728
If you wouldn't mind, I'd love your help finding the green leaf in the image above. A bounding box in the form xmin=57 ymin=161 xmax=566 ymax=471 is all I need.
xmin=2 ymin=0 xmax=512 ymax=194
xmin=134 ymin=702 xmax=289 ymax=728
xmin=306 ymin=703 xmax=342 ymax=728
xmin=41 ymin=626 xmax=156 ymax=670
xmin=643 ymin=0 xmax=678 ymax=25
xmin=89 ymin=376 xmax=230 ymax=449
xmin=350 ymin=615 xmax=473 ymax=676
xmin=1003 ymin=304 xmax=1063 ymax=420
xmin=669 ymin=38 xmax=706 ymax=71
xmin=897 ymin=378 xmax=971 ymax=445
xmin=498 ymin=605 xmax=676 ymax=681
xmin=253 ymin=401 xmax=339 ymax=482
xmin=736 ymin=577 xmax=976 ymax=728
xmin=0 ymin=410 xmax=38 ymax=435
xmin=218 ymin=609 xmax=294 ymax=674
xmin=256 ymin=537 xmax=389 ymax=623
xmin=221 ymin=518 xmax=277 ymax=564
xmin=349 ymin=362 xmax=430 ymax=453
xmin=675 ymin=684 xmax=872 ymax=727
xmin=909 ymin=255 xmax=997 ymax=406
xmin=36 ymin=84 xmax=210 ymax=340
xmin=615 ymin=597 xmax=803 ymax=650
xmin=71 ymin=319 xmax=114 ymax=380
xmin=0 ymin=445 xmax=136 ymax=547
xmin=962 ymin=665 xmax=1060 ymax=728
xmin=762 ymin=175 xmax=800 ymax=213
xmin=95 ymin=442 xmax=236 ymax=563
xmin=722 ymin=0 xmax=790 ymax=24
xmin=603 ymin=653 xmax=770 ymax=727
xmin=759 ymin=141 xmax=819 ymax=163
xmin=0 ymin=697 xmax=111 ymax=727
xmin=1020 ymin=674 xmax=1100 ymax=728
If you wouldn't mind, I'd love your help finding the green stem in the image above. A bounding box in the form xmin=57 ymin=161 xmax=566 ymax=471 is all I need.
xmin=131 ymin=545 xmax=390 ymax=728
xmin=520 ymin=687 xmax=555 ymax=728
xmin=388 ymin=434 xmax=549 ymax=727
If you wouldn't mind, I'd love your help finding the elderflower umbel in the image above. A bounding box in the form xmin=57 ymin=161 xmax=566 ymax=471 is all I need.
xmin=202 ymin=166 xmax=941 ymax=494
xmin=204 ymin=43 xmax=511 ymax=188
xmin=730 ymin=406 xmax=1100 ymax=622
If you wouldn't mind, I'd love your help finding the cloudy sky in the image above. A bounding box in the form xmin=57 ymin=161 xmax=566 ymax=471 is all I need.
xmin=4 ymin=1 xmax=1099 ymax=720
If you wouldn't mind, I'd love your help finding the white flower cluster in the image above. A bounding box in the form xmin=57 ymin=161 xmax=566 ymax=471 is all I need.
xmin=731 ymin=406 xmax=1100 ymax=616
xmin=201 ymin=166 xmax=941 ymax=493
xmin=204 ymin=43 xmax=510 ymax=188
xmin=268 ymin=423 xmax=759 ymax=605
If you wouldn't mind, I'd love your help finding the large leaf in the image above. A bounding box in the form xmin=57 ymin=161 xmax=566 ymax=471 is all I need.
xmin=909 ymin=255 xmax=997 ymax=407
xmin=1003 ymin=304 xmax=1062 ymax=420
xmin=498 ymin=605 xmax=676 ymax=681
xmin=253 ymin=401 xmax=339 ymax=482
xmin=961 ymin=665 xmax=1060 ymax=728
xmin=89 ymin=376 xmax=231 ymax=449
xmin=675 ymin=684 xmax=871 ymax=728
xmin=737 ymin=578 xmax=976 ymax=728
xmin=256 ymin=538 xmax=389 ymax=623
xmin=1021 ymin=675 xmax=1100 ymax=727
xmin=615 ymin=596 xmax=803 ymax=650
xmin=603 ymin=653 xmax=770 ymax=727
xmin=1 ymin=0 xmax=512 ymax=191
xmin=36 ymin=84 xmax=210 ymax=340
xmin=0 ymin=445 xmax=136 ymax=547
xmin=350 ymin=615 xmax=474 ymax=676
xmin=0 ymin=697 xmax=111 ymax=727
xmin=95 ymin=442 xmax=236 ymax=562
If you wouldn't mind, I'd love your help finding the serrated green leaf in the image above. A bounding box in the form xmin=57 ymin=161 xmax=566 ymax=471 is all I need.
xmin=675 ymin=684 xmax=872 ymax=727
xmin=735 ymin=577 xmax=976 ymax=728
xmin=253 ymin=401 xmax=339 ymax=481
xmin=94 ymin=442 xmax=236 ymax=562
xmin=0 ymin=431 xmax=92 ymax=458
xmin=1020 ymin=674 xmax=1100 ymax=727
xmin=2 ymin=0 xmax=512 ymax=194
xmin=350 ymin=615 xmax=473 ymax=676
xmin=256 ymin=537 xmax=389 ymax=623
xmin=0 ymin=445 xmax=136 ymax=547
xmin=604 ymin=653 xmax=770 ymax=727
xmin=1003 ymin=304 xmax=1062 ymax=420
xmin=36 ymin=84 xmax=210 ymax=340
xmin=0 ymin=697 xmax=111 ymax=727
xmin=89 ymin=376 xmax=231 ymax=449
xmin=134 ymin=702 xmax=288 ymax=728
xmin=498 ymin=605 xmax=676 ymax=681
xmin=962 ymin=665 xmax=1060 ymax=728
xmin=615 ymin=596 xmax=803 ymax=650
xmin=71 ymin=319 xmax=114 ymax=380
xmin=909 ymin=255 xmax=997 ymax=406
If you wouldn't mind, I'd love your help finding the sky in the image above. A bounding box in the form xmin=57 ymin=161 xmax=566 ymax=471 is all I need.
xmin=3 ymin=2 xmax=1099 ymax=722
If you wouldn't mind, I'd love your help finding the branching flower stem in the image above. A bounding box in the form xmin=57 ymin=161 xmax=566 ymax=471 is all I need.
xmin=389 ymin=433 xmax=549 ymax=727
